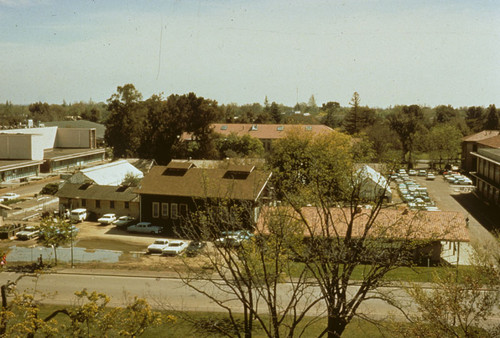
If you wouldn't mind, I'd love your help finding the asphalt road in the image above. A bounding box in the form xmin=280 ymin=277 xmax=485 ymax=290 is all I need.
xmin=0 ymin=271 xmax=418 ymax=320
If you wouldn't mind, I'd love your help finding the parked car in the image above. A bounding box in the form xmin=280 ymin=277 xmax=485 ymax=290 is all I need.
xmin=113 ymin=216 xmax=136 ymax=227
xmin=162 ymin=240 xmax=188 ymax=256
xmin=0 ymin=192 xmax=20 ymax=202
xmin=70 ymin=208 xmax=87 ymax=223
xmin=97 ymin=213 xmax=117 ymax=225
xmin=16 ymin=226 xmax=40 ymax=240
xmin=417 ymin=170 xmax=426 ymax=176
xmin=147 ymin=239 xmax=169 ymax=254
xmin=214 ymin=230 xmax=253 ymax=247
xmin=426 ymin=173 xmax=436 ymax=180
xmin=408 ymin=169 xmax=417 ymax=176
xmin=127 ymin=222 xmax=162 ymax=234
xmin=185 ymin=241 xmax=207 ymax=257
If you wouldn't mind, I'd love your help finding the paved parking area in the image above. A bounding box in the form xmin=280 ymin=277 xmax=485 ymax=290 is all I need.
xmin=411 ymin=175 xmax=499 ymax=257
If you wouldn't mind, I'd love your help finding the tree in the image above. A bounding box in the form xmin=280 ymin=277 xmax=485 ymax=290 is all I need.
xmin=343 ymin=92 xmax=361 ymax=134
xmin=270 ymin=102 xmax=281 ymax=124
xmin=321 ymin=101 xmax=342 ymax=129
xmin=39 ymin=183 xmax=59 ymax=195
xmin=121 ymin=172 xmax=142 ymax=187
xmin=306 ymin=95 xmax=319 ymax=115
xmin=465 ymin=106 xmax=485 ymax=132
xmin=393 ymin=241 xmax=500 ymax=337
xmin=139 ymin=93 xmax=220 ymax=163
xmin=28 ymin=102 xmax=51 ymax=122
xmin=388 ymin=105 xmax=425 ymax=166
xmin=216 ymin=133 xmax=264 ymax=159
xmin=435 ymin=105 xmax=457 ymax=124
xmin=483 ymin=104 xmax=499 ymax=130
xmin=105 ymin=84 xmax=146 ymax=158
xmin=179 ymin=203 xmax=319 ymax=338
xmin=268 ymin=128 xmax=353 ymax=200
xmin=37 ymin=217 xmax=77 ymax=265
xmin=0 ymin=278 xmax=167 ymax=337
xmin=426 ymin=124 xmax=462 ymax=168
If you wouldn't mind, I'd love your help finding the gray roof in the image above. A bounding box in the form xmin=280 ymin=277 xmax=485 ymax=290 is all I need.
xmin=56 ymin=183 xmax=139 ymax=202
xmin=44 ymin=121 xmax=106 ymax=139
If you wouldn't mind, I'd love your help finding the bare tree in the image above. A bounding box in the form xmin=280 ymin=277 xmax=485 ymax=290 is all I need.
xmin=178 ymin=202 xmax=322 ymax=338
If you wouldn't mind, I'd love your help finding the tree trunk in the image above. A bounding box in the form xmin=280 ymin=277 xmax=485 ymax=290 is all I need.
xmin=327 ymin=315 xmax=347 ymax=338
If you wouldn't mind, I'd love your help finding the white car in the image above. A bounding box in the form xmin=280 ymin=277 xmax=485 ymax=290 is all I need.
xmin=161 ymin=240 xmax=188 ymax=256
xmin=97 ymin=213 xmax=116 ymax=225
xmin=0 ymin=192 xmax=20 ymax=202
xmin=147 ymin=239 xmax=169 ymax=254
xmin=113 ymin=216 xmax=136 ymax=227
xmin=127 ymin=222 xmax=162 ymax=234
xmin=426 ymin=173 xmax=436 ymax=180
xmin=16 ymin=226 xmax=40 ymax=240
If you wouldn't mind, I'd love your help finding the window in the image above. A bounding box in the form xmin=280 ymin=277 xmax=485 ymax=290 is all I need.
xmin=152 ymin=202 xmax=159 ymax=218
xmin=171 ymin=203 xmax=178 ymax=219
xmin=125 ymin=201 xmax=129 ymax=209
xmin=161 ymin=203 xmax=169 ymax=218
xmin=96 ymin=200 xmax=100 ymax=208
xmin=179 ymin=204 xmax=188 ymax=217
xmin=81 ymin=199 xmax=86 ymax=207
xmin=110 ymin=200 xmax=115 ymax=209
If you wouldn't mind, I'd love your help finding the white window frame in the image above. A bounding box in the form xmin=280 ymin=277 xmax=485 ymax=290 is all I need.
xmin=161 ymin=203 xmax=169 ymax=218
xmin=152 ymin=202 xmax=159 ymax=218
xmin=171 ymin=203 xmax=178 ymax=219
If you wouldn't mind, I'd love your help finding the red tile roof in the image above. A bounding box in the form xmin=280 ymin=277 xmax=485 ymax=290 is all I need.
xmin=256 ymin=206 xmax=469 ymax=242
xmin=462 ymin=130 xmax=500 ymax=142
xmin=182 ymin=123 xmax=335 ymax=141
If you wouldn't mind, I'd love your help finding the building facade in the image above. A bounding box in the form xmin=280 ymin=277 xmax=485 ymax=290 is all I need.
xmin=470 ymin=148 xmax=500 ymax=209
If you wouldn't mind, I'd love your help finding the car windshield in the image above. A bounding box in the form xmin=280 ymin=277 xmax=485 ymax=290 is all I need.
xmin=154 ymin=240 xmax=167 ymax=244
xmin=169 ymin=243 xmax=182 ymax=247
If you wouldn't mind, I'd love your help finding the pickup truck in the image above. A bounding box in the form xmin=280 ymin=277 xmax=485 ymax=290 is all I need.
xmin=127 ymin=222 xmax=162 ymax=234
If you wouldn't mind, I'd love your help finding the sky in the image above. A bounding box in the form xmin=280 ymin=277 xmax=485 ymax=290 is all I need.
xmin=0 ymin=0 xmax=499 ymax=108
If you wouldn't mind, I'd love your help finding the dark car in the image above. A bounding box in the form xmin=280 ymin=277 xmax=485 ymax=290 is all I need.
xmin=185 ymin=241 xmax=207 ymax=257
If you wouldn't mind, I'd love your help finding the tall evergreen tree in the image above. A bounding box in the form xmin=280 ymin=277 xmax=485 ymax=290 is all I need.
xmin=484 ymin=104 xmax=499 ymax=130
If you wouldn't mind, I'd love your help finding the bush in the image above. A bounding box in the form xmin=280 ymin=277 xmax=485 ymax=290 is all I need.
xmin=40 ymin=183 xmax=59 ymax=195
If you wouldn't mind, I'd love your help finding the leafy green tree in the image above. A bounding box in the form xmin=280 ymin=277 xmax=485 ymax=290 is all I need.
xmin=388 ymin=105 xmax=425 ymax=165
xmin=269 ymin=128 xmax=353 ymax=201
xmin=216 ymin=133 xmax=264 ymax=158
xmin=435 ymin=105 xmax=457 ymax=124
xmin=465 ymin=106 xmax=485 ymax=132
xmin=365 ymin=120 xmax=401 ymax=162
xmin=105 ymin=84 xmax=146 ymax=158
xmin=121 ymin=172 xmax=142 ymax=187
xmin=269 ymin=102 xmax=281 ymax=124
xmin=39 ymin=183 xmax=59 ymax=195
xmin=483 ymin=104 xmax=499 ymax=130
xmin=28 ymin=102 xmax=51 ymax=122
xmin=38 ymin=217 xmax=77 ymax=265
xmin=351 ymin=133 xmax=376 ymax=162
xmin=321 ymin=101 xmax=341 ymax=128
xmin=426 ymin=124 xmax=462 ymax=168
xmin=139 ymin=93 xmax=220 ymax=164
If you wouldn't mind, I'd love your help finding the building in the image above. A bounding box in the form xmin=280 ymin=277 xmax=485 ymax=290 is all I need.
xmin=461 ymin=130 xmax=500 ymax=174
xmin=356 ymin=165 xmax=392 ymax=202
xmin=469 ymin=148 xmax=500 ymax=209
xmin=256 ymin=206 xmax=469 ymax=265
xmin=135 ymin=161 xmax=272 ymax=235
xmin=182 ymin=123 xmax=335 ymax=151
xmin=56 ymin=183 xmax=139 ymax=219
xmin=0 ymin=126 xmax=105 ymax=182
xmin=67 ymin=160 xmax=143 ymax=186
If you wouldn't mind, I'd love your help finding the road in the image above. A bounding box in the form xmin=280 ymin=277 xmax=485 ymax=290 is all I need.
xmin=0 ymin=271 xmax=418 ymax=320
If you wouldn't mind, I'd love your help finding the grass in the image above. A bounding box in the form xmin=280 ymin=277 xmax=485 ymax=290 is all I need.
xmin=34 ymin=305 xmax=387 ymax=337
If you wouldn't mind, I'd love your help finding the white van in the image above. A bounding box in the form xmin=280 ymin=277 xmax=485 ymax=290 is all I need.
xmin=70 ymin=208 xmax=87 ymax=222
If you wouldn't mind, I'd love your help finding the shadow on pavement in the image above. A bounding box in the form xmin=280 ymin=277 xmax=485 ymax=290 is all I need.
xmin=452 ymin=193 xmax=500 ymax=233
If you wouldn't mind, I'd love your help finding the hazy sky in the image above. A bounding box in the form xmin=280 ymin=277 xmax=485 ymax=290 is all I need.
xmin=1 ymin=0 xmax=498 ymax=108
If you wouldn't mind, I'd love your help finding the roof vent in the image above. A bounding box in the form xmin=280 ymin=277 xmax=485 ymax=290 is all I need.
xmin=251 ymin=125 xmax=258 ymax=131
xmin=221 ymin=125 xmax=228 ymax=130
xmin=277 ymin=126 xmax=284 ymax=131
xmin=163 ymin=161 xmax=194 ymax=176
xmin=223 ymin=164 xmax=255 ymax=180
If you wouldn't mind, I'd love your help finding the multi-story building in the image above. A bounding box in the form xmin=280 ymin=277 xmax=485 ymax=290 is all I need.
xmin=461 ymin=130 xmax=500 ymax=174
xmin=0 ymin=126 xmax=105 ymax=182
xmin=470 ymin=148 xmax=500 ymax=209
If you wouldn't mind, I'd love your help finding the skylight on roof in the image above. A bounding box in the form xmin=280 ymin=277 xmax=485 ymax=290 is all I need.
xmin=221 ymin=125 xmax=228 ymax=130
xmin=277 ymin=126 xmax=284 ymax=131
xmin=305 ymin=126 xmax=312 ymax=131
xmin=251 ymin=125 xmax=258 ymax=131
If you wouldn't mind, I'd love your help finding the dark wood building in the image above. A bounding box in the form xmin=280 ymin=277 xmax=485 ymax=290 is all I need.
xmin=135 ymin=161 xmax=272 ymax=235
